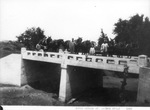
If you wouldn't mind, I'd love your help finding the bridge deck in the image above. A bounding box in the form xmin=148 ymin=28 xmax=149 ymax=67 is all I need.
xmin=22 ymin=50 xmax=140 ymax=74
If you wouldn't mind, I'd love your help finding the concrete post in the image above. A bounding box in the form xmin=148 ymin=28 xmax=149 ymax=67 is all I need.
xmin=59 ymin=54 xmax=71 ymax=102
xmin=21 ymin=47 xmax=26 ymax=56
xmin=21 ymin=47 xmax=27 ymax=86
xmin=138 ymin=55 xmax=148 ymax=67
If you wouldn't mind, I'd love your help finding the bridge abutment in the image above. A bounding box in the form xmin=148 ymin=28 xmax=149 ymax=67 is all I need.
xmin=137 ymin=55 xmax=150 ymax=104
xmin=137 ymin=66 xmax=150 ymax=104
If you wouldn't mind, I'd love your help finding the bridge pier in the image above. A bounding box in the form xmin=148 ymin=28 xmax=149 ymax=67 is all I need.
xmin=59 ymin=65 xmax=71 ymax=102
xmin=58 ymin=65 xmax=103 ymax=102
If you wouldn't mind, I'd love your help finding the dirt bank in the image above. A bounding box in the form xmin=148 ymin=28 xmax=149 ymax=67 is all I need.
xmin=0 ymin=76 xmax=149 ymax=106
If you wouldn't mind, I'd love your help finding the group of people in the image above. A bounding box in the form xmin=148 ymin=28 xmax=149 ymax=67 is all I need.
xmin=35 ymin=36 xmax=139 ymax=57
xmin=35 ymin=37 xmax=97 ymax=55
xmin=35 ymin=37 xmax=78 ymax=54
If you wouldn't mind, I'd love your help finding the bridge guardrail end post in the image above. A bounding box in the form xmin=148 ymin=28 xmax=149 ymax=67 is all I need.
xmin=138 ymin=55 xmax=148 ymax=67
xmin=21 ymin=47 xmax=26 ymax=56
xmin=21 ymin=47 xmax=26 ymax=53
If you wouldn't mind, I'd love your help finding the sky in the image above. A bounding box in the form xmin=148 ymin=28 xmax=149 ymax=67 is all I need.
xmin=0 ymin=0 xmax=150 ymax=42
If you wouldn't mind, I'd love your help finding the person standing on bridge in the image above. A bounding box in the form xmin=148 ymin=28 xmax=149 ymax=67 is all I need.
xmin=69 ymin=38 xmax=76 ymax=54
xmin=89 ymin=44 xmax=95 ymax=55
xmin=101 ymin=40 xmax=109 ymax=56
xmin=37 ymin=36 xmax=47 ymax=51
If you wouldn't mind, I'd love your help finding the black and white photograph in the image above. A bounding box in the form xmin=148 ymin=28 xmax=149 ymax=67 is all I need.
xmin=0 ymin=0 xmax=150 ymax=110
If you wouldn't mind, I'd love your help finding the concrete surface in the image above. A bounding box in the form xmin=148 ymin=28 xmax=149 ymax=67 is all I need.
xmin=22 ymin=50 xmax=140 ymax=74
xmin=0 ymin=54 xmax=21 ymax=86
xmin=137 ymin=67 xmax=150 ymax=103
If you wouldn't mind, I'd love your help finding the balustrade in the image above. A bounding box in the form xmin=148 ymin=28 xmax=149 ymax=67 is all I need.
xmin=23 ymin=50 xmax=140 ymax=66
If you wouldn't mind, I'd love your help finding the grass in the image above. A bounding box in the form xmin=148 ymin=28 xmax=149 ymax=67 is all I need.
xmin=0 ymin=41 xmax=22 ymax=58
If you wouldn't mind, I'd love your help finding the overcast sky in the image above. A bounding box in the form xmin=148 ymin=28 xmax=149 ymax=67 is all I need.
xmin=0 ymin=0 xmax=150 ymax=41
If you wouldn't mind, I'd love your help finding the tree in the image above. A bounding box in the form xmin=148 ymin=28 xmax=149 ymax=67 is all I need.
xmin=113 ymin=19 xmax=130 ymax=43
xmin=16 ymin=27 xmax=46 ymax=50
xmin=113 ymin=14 xmax=150 ymax=56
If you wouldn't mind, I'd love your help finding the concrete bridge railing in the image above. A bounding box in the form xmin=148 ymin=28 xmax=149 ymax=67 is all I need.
xmin=23 ymin=49 xmax=139 ymax=64
xmin=21 ymin=48 xmax=150 ymax=74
